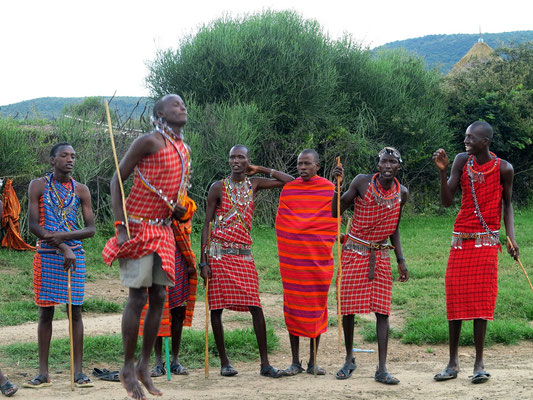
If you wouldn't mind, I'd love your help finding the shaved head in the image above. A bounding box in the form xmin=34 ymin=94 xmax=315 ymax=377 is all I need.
xmin=468 ymin=121 xmax=493 ymax=141
xmin=153 ymin=94 xmax=182 ymax=118
xmin=230 ymin=144 xmax=250 ymax=158
xmin=299 ymin=149 xmax=320 ymax=163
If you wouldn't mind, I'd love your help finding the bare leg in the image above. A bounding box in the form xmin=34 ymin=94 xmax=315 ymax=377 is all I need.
xmin=473 ymin=319 xmax=487 ymax=374
xmin=153 ymin=337 xmax=163 ymax=366
xmin=249 ymin=306 xmax=270 ymax=367
xmin=376 ymin=313 xmax=389 ymax=374
xmin=170 ymin=306 xmax=186 ymax=366
xmin=211 ymin=309 xmax=231 ymax=367
xmin=289 ymin=333 xmax=300 ymax=365
xmin=120 ymin=288 xmax=148 ymax=400
xmin=67 ymin=305 xmax=84 ymax=376
xmin=446 ymin=320 xmax=462 ymax=372
xmin=343 ymin=315 xmax=355 ymax=363
xmin=136 ymin=284 xmax=166 ymax=396
xmin=308 ymin=335 xmax=321 ymax=365
xmin=38 ymin=306 xmax=54 ymax=380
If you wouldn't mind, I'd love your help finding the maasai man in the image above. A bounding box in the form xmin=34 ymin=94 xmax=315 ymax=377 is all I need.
xmin=200 ymin=145 xmax=293 ymax=378
xmin=332 ymin=147 xmax=409 ymax=384
xmin=26 ymin=143 xmax=96 ymax=388
xmin=275 ymin=149 xmax=337 ymax=376
xmin=432 ymin=121 xmax=518 ymax=384
xmin=102 ymin=94 xmax=193 ymax=399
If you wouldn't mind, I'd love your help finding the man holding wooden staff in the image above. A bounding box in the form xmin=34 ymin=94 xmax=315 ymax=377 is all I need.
xmin=331 ymin=147 xmax=408 ymax=384
xmin=432 ymin=121 xmax=519 ymax=384
xmin=26 ymin=143 xmax=96 ymax=389
xmin=199 ymin=144 xmax=292 ymax=378
xmin=103 ymin=94 xmax=194 ymax=399
xmin=276 ymin=149 xmax=338 ymax=377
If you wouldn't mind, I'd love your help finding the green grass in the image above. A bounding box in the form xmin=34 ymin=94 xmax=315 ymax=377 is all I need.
xmin=0 ymin=327 xmax=279 ymax=370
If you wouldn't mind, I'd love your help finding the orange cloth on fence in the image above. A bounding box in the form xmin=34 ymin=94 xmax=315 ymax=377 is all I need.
xmin=1 ymin=179 xmax=35 ymax=251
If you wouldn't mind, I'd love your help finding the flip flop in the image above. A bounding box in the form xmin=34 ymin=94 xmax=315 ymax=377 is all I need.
xmin=23 ymin=374 xmax=52 ymax=389
xmin=150 ymin=363 xmax=166 ymax=377
xmin=170 ymin=363 xmax=189 ymax=376
xmin=375 ymin=371 xmax=400 ymax=385
xmin=0 ymin=380 xmax=18 ymax=397
xmin=74 ymin=373 xmax=94 ymax=388
xmin=335 ymin=358 xmax=357 ymax=380
xmin=260 ymin=365 xmax=283 ymax=378
xmin=306 ymin=364 xmax=326 ymax=375
xmin=434 ymin=367 xmax=458 ymax=381
xmin=471 ymin=371 xmax=491 ymax=384
xmin=92 ymin=368 xmax=120 ymax=382
xmin=220 ymin=364 xmax=238 ymax=377
xmin=282 ymin=362 xmax=304 ymax=376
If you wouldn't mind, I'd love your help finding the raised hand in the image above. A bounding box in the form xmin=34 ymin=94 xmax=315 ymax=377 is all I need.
xmin=246 ymin=164 xmax=260 ymax=176
xmin=332 ymin=164 xmax=344 ymax=183
xmin=433 ymin=149 xmax=449 ymax=171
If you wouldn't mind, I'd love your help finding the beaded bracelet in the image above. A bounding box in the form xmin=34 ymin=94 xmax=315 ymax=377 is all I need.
xmin=114 ymin=220 xmax=125 ymax=228
xmin=269 ymin=169 xmax=276 ymax=178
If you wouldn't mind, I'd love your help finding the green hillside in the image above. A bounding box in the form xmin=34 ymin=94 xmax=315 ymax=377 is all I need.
xmin=377 ymin=30 xmax=533 ymax=73
xmin=0 ymin=96 xmax=150 ymax=120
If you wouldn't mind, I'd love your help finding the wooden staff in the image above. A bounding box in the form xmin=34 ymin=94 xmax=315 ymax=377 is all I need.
xmin=313 ymin=337 xmax=317 ymax=377
xmin=335 ymin=156 xmax=342 ymax=351
xmin=105 ymin=100 xmax=130 ymax=239
xmin=205 ymin=221 xmax=213 ymax=378
xmin=507 ymin=237 xmax=533 ymax=291
xmin=67 ymin=268 xmax=74 ymax=391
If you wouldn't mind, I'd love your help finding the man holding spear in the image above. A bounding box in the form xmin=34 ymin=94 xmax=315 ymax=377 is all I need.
xmin=331 ymin=147 xmax=409 ymax=384
xmin=103 ymin=94 xmax=194 ymax=399
xmin=25 ymin=143 xmax=96 ymax=389
xmin=199 ymin=144 xmax=293 ymax=378
xmin=433 ymin=121 xmax=519 ymax=384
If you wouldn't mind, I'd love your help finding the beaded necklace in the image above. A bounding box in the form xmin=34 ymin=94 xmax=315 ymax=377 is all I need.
xmin=225 ymin=177 xmax=253 ymax=206
xmin=46 ymin=173 xmax=76 ymax=231
xmin=466 ymin=152 xmax=498 ymax=184
xmin=370 ymin=173 xmax=400 ymax=209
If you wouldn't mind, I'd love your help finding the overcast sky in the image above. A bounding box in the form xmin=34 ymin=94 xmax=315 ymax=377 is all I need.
xmin=1 ymin=0 xmax=531 ymax=105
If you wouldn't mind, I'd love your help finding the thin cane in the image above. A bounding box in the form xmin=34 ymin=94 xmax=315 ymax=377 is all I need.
xmin=313 ymin=337 xmax=317 ymax=377
xmin=105 ymin=101 xmax=130 ymax=239
xmin=205 ymin=221 xmax=213 ymax=378
xmin=335 ymin=156 xmax=343 ymax=351
xmin=67 ymin=268 xmax=74 ymax=391
xmin=507 ymin=237 xmax=533 ymax=291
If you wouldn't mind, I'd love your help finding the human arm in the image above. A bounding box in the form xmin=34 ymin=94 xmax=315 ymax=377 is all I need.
xmin=390 ymin=186 xmax=409 ymax=282
xmin=331 ymin=164 xmax=365 ymax=217
xmin=248 ymin=165 xmax=294 ymax=191
xmin=433 ymin=149 xmax=467 ymax=207
xmin=501 ymin=160 xmax=519 ymax=259
xmin=199 ymin=181 xmax=222 ymax=281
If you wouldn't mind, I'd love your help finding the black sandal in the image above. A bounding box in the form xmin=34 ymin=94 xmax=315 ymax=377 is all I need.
xmin=170 ymin=363 xmax=189 ymax=376
xmin=306 ymin=363 xmax=326 ymax=375
xmin=0 ymin=380 xmax=18 ymax=397
xmin=282 ymin=361 xmax=304 ymax=376
xmin=336 ymin=358 xmax=356 ymax=380
xmin=220 ymin=364 xmax=238 ymax=377
xmin=150 ymin=363 xmax=166 ymax=377
xmin=74 ymin=373 xmax=94 ymax=388
xmin=375 ymin=371 xmax=399 ymax=385
xmin=260 ymin=365 xmax=283 ymax=378
xmin=22 ymin=374 xmax=52 ymax=389
xmin=93 ymin=368 xmax=120 ymax=382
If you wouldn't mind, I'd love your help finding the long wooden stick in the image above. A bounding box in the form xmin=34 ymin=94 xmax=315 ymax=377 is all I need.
xmin=335 ymin=156 xmax=342 ymax=351
xmin=67 ymin=268 xmax=74 ymax=391
xmin=507 ymin=237 xmax=533 ymax=291
xmin=105 ymin=100 xmax=130 ymax=239
xmin=313 ymin=337 xmax=317 ymax=377
xmin=205 ymin=221 xmax=213 ymax=378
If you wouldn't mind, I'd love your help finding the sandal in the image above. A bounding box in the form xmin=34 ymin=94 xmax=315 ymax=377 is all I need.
xmin=22 ymin=374 xmax=52 ymax=389
xmin=336 ymin=358 xmax=356 ymax=380
xmin=282 ymin=361 xmax=304 ymax=376
xmin=220 ymin=364 xmax=238 ymax=377
xmin=375 ymin=371 xmax=400 ymax=385
xmin=93 ymin=368 xmax=120 ymax=382
xmin=434 ymin=367 xmax=458 ymax=381
xmin=471 ymin=371 xmax=490 ymax=384
xmin=150 ymin=363 xmax=166 ymax=377
xmin=306 ymin=363 xmax=326 ymax=375
xmin=74 ymin=373 xmax=94 ymax=388
xmin=260 ymin=365 xmax=283 ymax=378
xmin=0 ymin=380 xmax=18 ymax=397
xmin=170 ymin=363 xmax=189 ymax=376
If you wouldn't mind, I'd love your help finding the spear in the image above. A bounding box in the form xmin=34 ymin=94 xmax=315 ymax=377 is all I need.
xmin=204 ymin=221 xmax=213 ymax=378
xmin=507 ymin=237 xmax=533 ymax=291
xmin=67 ymin=268 xmax=74 ymax=391
xmin=335 ymin=156 xmax=342 ymax=351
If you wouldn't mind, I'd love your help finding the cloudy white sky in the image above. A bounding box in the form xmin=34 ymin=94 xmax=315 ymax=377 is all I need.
xmin=1 ymin=0 xmax=531 ymax=105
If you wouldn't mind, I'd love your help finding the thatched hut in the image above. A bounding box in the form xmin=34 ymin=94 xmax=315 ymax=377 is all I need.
xmin=450 ymin=40 xmax=500 ymax=73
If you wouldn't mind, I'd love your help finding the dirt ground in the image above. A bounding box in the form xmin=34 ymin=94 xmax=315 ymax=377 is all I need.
xmin=2 ymin=280 xmax=532 ymax=400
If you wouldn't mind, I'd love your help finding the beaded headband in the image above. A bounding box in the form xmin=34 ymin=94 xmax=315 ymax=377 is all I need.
xmin=378 ymin=147 xmax=402 ymax=163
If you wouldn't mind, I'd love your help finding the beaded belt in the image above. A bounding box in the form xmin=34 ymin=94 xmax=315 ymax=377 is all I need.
xmin=37 ymin=244 xmax=83 ymax=254
xmin=345 ymin=233 xmax=395 ymax=280
xmin=208 ymin=241 xmax=252 ymax=260
xmin=128 ymin=215 xmax=172 ymax=227
xmin=451 ymin=231 xmax=499 ymax=249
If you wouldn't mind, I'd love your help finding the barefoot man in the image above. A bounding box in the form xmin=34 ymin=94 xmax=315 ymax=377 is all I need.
xmin=433 ymin=121 xmax=519 ymax=384
xmin=332 ymin=147 xmax=409 ymax=384
xmin=200 ymin=145 xmax=293 ymax=378
xmin=103 ymin=94 xmax=193 ymax=399
xmin=275 ymin=149 xmax=337 ymax=376
xmin=25 ymin=143 xmax=96 ymax=389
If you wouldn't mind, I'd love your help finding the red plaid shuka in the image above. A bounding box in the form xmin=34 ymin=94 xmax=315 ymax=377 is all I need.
xmin=339 ymin=177 xmax=401 ymax=316
xmin=102 ymin=137 xmax=185 ymax=283
xmin=208 ymin=178 xmax=261 ymax=312
xmin=446 ymin=156 xmax=502 ymax=321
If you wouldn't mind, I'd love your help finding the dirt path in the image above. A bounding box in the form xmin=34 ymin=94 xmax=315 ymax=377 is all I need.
xmin=2 ymin=285 xmax=532 ymax=399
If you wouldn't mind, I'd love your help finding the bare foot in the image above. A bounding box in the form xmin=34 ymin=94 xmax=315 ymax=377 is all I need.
xmin=137 ymin=365 xmax=162 ymax=396
xmin=120 ymin=366 xmax=146 ymax=400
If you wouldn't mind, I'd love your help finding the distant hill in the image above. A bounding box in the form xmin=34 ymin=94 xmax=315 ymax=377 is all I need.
xmin=0 ymin=96 xmax=151 ymax=120
xmin=377 ymin=30 xmax=533 ymax=73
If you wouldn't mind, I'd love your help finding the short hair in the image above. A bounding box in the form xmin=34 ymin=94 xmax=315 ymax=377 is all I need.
xmin=468 ymin=121 xmax=493 ymax=141
xmin=230 ymin=144 xmax=250 ymax=157
xmin=299 ymin=149 xmax=320 ymax=163
xmin=50 ymin=142 xmax=72 ymax=157
xmin=153 ymin=94 xmax=181 ymax=118
xmin=378 ymin=147 xmax=402 ymax=163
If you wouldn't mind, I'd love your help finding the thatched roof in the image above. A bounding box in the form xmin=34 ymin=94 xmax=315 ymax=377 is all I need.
xmin=450 ymin=41 xmax=499 ymax=73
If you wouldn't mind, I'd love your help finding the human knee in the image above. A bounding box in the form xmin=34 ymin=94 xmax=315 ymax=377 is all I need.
xmin=39 ymin=306 xmax=54 ymax=323
xmin=69 ymin=305 xmax=83 ymax=322
xmin=149 ymin=285 xmax=166 ymax=306
xmin=248 ymin=306 xmax=263 ymax=318
xmin=128 ymin=289 xmax=148 ymax=310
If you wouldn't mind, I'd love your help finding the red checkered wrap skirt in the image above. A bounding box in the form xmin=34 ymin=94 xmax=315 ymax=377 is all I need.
xmin=446 ymin=240 xmax=498 ymax=320
xmin=208 ymin=254 xmax=261 ymax=312
xmin=339 ymin=248 xmax=392 ymax=315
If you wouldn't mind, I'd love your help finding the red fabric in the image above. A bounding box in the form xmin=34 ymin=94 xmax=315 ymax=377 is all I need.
xmin=102 ymin=138 xmax=184 ymax=282
xmin=1 ymin=179 xmax=35 ymax=251
xmin=276 ymin=176 xmax=337 ymax=338
xmin=339 ymin=179 xmax=400 ymax=315
xmin=208 ymin=178 xmax=260 ymax=311
xmin=446 ymin=157 xmax=502 ymax=320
